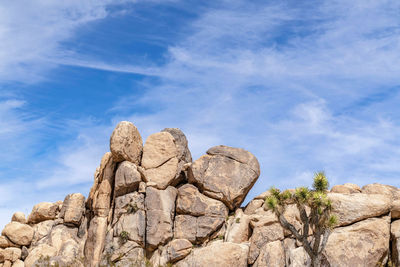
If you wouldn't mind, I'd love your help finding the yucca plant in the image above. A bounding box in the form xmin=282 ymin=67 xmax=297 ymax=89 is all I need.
xmin=265 ymin=171 xmax=337 ymax=267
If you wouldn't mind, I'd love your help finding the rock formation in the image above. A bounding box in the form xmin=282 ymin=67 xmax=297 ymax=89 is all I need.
xmin=1 ymin=121 xmax=400 ymax=266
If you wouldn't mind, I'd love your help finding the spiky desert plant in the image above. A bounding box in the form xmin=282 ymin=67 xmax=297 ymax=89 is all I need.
xmin=265 ymin=171 xmax=337 ymax=267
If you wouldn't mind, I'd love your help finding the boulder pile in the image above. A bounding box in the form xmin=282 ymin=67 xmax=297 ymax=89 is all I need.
xmin=1 ymin=121 xmax=399 ymax=267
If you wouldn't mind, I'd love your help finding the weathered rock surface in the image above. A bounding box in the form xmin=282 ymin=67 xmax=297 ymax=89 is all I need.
xmin=60 ymin=193 xmax=85 ymax=226
xmin=324 ymin=217 xmax=390 ymax=266
xmin=2 ymin=222 xmax=34 ymax=246
xmin=176 ymin=241 xmax=249 ymax=267
xmin=114 ymin=161 xmax=142 ymax=197
xmin=253 ymin=240 xmax=285 ymax=267
xmin=330 ymin=183 xmax=361 ymax=194
xmin=145 ymin=186 xmax=177 ymax=250
xmin=188 ymin=145 xmax=260 ymax=210
xmin=27 ymin=202 xmax=59 ymax=224
xmin=110 ymin=121 xmax=143 ymax=164
xmin=11 ymin=213 xmax=26 ymax=224
xmin=391 ymin=219 xmax=400 ymax=266
xmin=328 ymin=192 xmax=391 ymax=226
xmin=165 ymin=239 xmax=192 ymax=263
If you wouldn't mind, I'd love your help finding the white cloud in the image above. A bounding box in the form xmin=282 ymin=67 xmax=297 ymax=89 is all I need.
xmin=1 ymin=0 xmax=400 ymax=228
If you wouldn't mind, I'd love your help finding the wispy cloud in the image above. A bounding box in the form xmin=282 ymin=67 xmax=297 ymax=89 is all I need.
xmin=1 ymin=0 xmax=400 ymax=229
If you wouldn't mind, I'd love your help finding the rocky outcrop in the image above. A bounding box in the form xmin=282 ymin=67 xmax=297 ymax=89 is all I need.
xmin=2 ymin=120 xmax=400 ymax=267
xmin=188 ymin=145 xmax=260 ymax=210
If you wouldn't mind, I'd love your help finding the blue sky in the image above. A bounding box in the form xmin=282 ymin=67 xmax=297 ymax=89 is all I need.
xmin=1 ymin=0 xmax=400 ymax=228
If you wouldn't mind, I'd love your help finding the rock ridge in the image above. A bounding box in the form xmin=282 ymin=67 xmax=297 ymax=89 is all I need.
xmin=0 ymin=122 xmax=399 ymax=267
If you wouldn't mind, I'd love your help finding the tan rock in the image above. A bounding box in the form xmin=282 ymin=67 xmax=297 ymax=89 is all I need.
xmin=330 ymin=183 xmax=361 ymax=194
xmin=143 ymin=157 xmax=179 ymax=190
xmin=11 ymin=260 xmax=24 ymax=267
xmin=391 ymin=219 xmax=400 ymax=266
xmin=176 ymin=241 xmax=249 ymax=267
xmin=114 ymin=161 xmax=142 ymax=197
xmin=324 ymin=217 xmax=390 ymax=266
xmin=253 ymin=240 xmax=285 ymax=267
xmin=176 ymin=184 xmax=228 ymax=217
xmin=60 ymin=193 xmax=85 ymax=225
xmin=392 ymin=200 xmax=400 ymax=219
xmin=2 ymin=222 xmax=34 ymax=246
xmin=145 ymin=186 xmax=177 ymax=250
xmin=2 ymin=248 xmax=21 ymax=262
xmin=244 ymin=199 xmax=264 ymax=215
xmin=0 ymin=249 xmax=4 ymax=263
xmin=31 ymin=220 xmax=54 ymax=246
xmin=3 ymin=260 xmax=11 ymax=267
xmin=328 ymin=192 xmax=391 ymax=226
xmin=166 ymin=239 xmax=192 ymax=263
xmin=188 ymin=145 xmax=260 ymax=210
xmin=162 ymin=128 xmax=192 ymax=163
xmin=174 ymin=215 xmax=197 ymax=243
xmin=362 ymin=183 xmax=400 ymax=201
xmin=27 ymin=202 xmax=59 ymax=224
xmin=113 ymin=192 xmax=145 ymax=224
xmin=174 ymin=214 xmax=225 ymax=244
xmin=84 ymin=216 xmax=108 ymax=267
xmin=248 ymin=223 xmax=284 ymax=264
xmin=142 ymin=132 xmax=177 ymax=169
xmin=24 ymin=244 xmax=57 ymax=267
xmin=288 ymin=247 xmax=310 ymax=267
xmin=0 ymin=237 xmax=16 ymax=249
xmin=114 ymin=210 xmax=146 ymax=246
xmin=11 ymin=213 xmax=26 ymax=224
xmin=110 ymin=121 xmax=143 ymax=164
xmin=225 ymin=209 xmax=250 ymax=243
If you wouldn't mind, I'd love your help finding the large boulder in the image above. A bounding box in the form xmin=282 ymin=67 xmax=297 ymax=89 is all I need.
xmin=362 ymin=183 xmax=400 ymax=201
xmin=328 ymin=192 xmax=391 ymax=226
xmin=60 ymin=193 xmax=85 ymax=226
xmin=110 ymin=121 xmax=143 ymax=164
xmin=176 ymin=184 xmax=228 ymax=217
xmin=141 ymin=131 xmax=191 ymax=190
xmin=2 ymin=222 xmax=34 ymax=246
xmin=165 ymin=239 xmax=192 ymax=263
xmin=225 ymin=209 xmax=251 ymax=243
xmin=188 ymin=145 xmax=260 ymax=210
xmin=145 ymin=186 xmax=177 ymax=250
xmin=324 ymin=217 xmax=390 ymax=266
xmin=248 ymin=222 xmax=284 ymax=264
xmin=114 ymin=161 xmax=142 ymax=197
xmin=24 ymin=244 xmax=57 ymax=267
xmin=253 ymin=240 xmax=285 ymax=267
xmin=27 ymin=202 xmax=59 ymax=224
xmin=162 ymin=128 xmax=192 ymax=163
xmin=11 ymin=212 xmax=26 ymax=224
xmin=175 ymin=241 xmax=249 ymax=267
xmin=330 ymin=183 xmax=361 ymax=194
xmin=31 ymin=220 xmax=54 ymax=247
xmin=2 ymin=247 xmax=21 ymax=262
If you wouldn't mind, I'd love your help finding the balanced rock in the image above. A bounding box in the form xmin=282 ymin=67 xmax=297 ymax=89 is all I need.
xmin=110 ymin=121 xmax=143 ymax=164
xmin=60 ymin=193 xmax=85 ymax=225
xmin=188 ymin=145 xmax=260 ymax=210
xmin=11 ymin=212 xmax=26 ymax=224
xmin=141 ymin=131 xmax=188 ymax=190
xmin=2 ymin=222 xmax=34 ymax=246
xmin=27 ymin=202 xmax=59 ymax=224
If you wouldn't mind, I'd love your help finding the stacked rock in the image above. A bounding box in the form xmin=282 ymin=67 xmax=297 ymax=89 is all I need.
xmin=3 ymin=121 xmax=400 ymax=267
